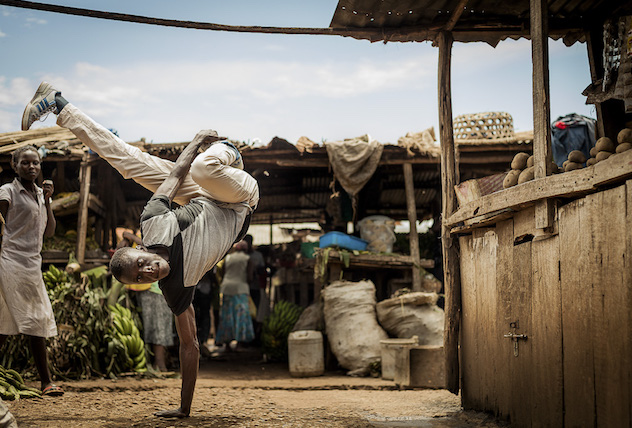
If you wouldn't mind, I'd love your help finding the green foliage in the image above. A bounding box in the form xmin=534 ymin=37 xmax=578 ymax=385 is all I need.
xmin=2 ymin=264 xmax=145 ymax=380
xmin=261 ymin=300 xmax=303 ymax=362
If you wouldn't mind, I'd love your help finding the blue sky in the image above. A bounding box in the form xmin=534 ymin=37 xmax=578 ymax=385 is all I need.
xmin=0 ymin=1 xmax=596 ymax=145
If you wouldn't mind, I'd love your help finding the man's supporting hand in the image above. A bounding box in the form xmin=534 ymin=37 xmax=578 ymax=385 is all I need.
xmin=192 ymin=129 xmax=223 ymax=144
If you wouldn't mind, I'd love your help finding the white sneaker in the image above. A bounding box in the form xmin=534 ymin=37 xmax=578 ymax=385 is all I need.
xmin=21 ymin=81 xmax=60 ymax=130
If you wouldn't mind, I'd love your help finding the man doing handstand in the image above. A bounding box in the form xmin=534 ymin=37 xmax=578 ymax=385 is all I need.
xmin=22 ymin=82 xmax=259 ymax=418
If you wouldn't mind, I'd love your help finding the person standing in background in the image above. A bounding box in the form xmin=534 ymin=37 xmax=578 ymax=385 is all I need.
xmin=215 ymin=241 xmax=255 ymax=351
xmin=0 ymin=146 xmax=62 ymax=396
xmin=244 ymin=234 xmax=266 ymax=343
xmin=244 ymin=234 xmax=265 ymax=311
xmin=192 ymin=270 xmax=216 ymax=356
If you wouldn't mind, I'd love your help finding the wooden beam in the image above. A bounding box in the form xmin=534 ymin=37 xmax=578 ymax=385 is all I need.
xmin=403 ymin=162 xmax=422 ymax=291
xmin=446 ymin=148 xmax=632 ymax=227
xmin=0 ymin=0 xmax=584 ymax=43
xmin=445 ymin=0 xmax=469 ymax=31
xmin=530 ymin=0 xmax=555 ymax=230
xmin=438 ymin=30 xmax=461 ymax=396
xmin=76 ymin=157 xmax=91 ymax=263
xmin=317 ymin=249 xmax=433 ymax=269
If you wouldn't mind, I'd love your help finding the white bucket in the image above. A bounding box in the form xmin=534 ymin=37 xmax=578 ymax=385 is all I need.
xmin=288 ymin=330 xmax=325 ymax=377
xmin=380 ymin=336 xmax=419 ymax=380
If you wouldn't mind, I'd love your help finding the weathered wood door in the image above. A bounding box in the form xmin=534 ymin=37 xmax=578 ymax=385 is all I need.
xmin=459 ymin=180 xmax=632 ymax=427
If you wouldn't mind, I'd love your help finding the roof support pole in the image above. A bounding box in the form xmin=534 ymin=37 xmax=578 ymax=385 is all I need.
xmin=76 ymin=155 xmax=91 ymax=264
xmin=586 ymin=27 xmax=624 ymax=140
xmin=437 ymin=30 xmax=461 ymax=395
xmin=530 ymin=0 xmax=555 ymax=230
xmin=586 ymin=27 xmax=606 ymax=138
xmin=403 ymin=162 xmax=422 ymax=291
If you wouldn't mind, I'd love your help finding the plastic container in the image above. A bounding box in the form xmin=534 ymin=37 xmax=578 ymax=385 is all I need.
xmin=319 ymin=232 xmax=368 ymax=251
xmin=300 ymin=241 xmax=318 ymax=258
xmin=288 ymin=330 xmax=325 ymax=377
xmin=380 ymin=336 xmax=419 ymax=380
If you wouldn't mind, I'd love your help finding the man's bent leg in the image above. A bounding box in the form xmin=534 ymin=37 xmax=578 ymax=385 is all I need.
xmin=155 ymin=305 xmax=199 ymax=418
xmin=190 ymin=143 xmax=259 ymax=208
xmin=57 ymin=104 xmax=203 ymax=206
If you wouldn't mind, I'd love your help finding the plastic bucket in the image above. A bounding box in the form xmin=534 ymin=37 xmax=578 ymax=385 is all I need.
xmin=380 ymin=336 xmax=419 ymax=380
xmin=288 ymin=330 xmax=325 ymax=377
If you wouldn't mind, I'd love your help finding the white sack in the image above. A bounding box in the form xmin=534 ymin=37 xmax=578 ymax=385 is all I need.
xmin=376 ymin=292 xmax=444 ymax=346
xmin=322 ymin=280 xmax=388 ymax=376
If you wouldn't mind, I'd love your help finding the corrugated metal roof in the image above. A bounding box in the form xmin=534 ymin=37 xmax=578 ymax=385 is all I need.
xmin=330 ymin=0 xmax=632 ymax=45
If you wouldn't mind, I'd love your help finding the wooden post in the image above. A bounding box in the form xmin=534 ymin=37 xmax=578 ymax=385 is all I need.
xmin=586 ymin=27 xmax=606 ymax=138
xmin=403 ymin=162 xmax=422 ymax=291
xmin=586 ymin=27 xmax=623 ymax=140
xmin=76 ymin=156 xmax=92 ymax=264
xmin=530 ymin=0 xmax=555 ymax=230
xmin=437 ymin=30 xmax=462 ymax=395
xmin=55 ymin=161 xmax=65 ymax=193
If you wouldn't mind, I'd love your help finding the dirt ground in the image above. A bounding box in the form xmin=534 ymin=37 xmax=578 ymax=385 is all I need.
xmin=6 ymin=349 xmax=508 ymax=428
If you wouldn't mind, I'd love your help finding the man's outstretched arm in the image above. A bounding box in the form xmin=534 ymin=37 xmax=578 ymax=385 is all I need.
xmin=154 ymin=130 xmax=223 ymax=203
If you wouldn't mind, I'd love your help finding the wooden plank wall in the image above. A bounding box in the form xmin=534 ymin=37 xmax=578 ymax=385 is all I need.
xmin=459 ymin=180 xmax=632 ymax=427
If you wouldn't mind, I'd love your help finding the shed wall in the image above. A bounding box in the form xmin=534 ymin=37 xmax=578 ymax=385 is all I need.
xmin=459 ymin=180 xmax=632 ymax=427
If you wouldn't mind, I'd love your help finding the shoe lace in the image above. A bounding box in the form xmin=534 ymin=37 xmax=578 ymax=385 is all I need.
xmin=32 ymin=101 xmax=57 ymax=123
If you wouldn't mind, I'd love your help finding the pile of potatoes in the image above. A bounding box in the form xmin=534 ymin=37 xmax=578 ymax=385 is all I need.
xmin=562 ymin=150 xmax=587 ymax=171
xmin=503 ymin=152 xmax=559 ymax=189
xmin=505 ymin=128 xmax=632 ymax=188
xmin=583 ymin=128 xmax=632 ymax=167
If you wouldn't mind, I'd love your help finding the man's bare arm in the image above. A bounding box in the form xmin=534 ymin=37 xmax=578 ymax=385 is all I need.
xmin=154 ymin=130 xmax=223 ymax=203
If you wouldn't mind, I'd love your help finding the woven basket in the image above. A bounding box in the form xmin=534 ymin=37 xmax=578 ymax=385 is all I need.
xmin=454 ymin=111 xmax=515 ymax=140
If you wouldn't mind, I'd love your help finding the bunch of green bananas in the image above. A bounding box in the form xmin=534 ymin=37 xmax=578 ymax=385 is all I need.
xmin=0 ymin=365 xmax=41 ymax=400
xmin=261 ymin=300 xmax=303 ymax=362
xmin=42 ymin=264 xmax=67 ymax=290
xmin=106 ymin=304 xmax=147 ymax=374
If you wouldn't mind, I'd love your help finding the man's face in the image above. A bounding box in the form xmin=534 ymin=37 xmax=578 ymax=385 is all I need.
xmin=118 ymin=248 xmax=171 ymax=284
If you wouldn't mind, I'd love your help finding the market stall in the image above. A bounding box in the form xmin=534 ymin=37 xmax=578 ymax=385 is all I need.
xmin=331 ymin=0 xmax=631 ymax=426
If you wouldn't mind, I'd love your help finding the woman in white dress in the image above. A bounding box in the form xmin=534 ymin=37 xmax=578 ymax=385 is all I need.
xmin=0 ymin=145 xmax=62 ymax=396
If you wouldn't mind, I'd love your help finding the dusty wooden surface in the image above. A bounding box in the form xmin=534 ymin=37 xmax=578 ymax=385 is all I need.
xmin=530 ymin=221 xmax=563 ymax=427
xmin=459 ymin=180 xmax=632 ymax=426
xmin=447 ymin=148 xmax=632 ymax=228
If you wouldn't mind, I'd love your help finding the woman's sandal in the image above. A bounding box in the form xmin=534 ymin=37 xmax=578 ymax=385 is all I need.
xmin=42 ymin=385 xmax=64 ymax=396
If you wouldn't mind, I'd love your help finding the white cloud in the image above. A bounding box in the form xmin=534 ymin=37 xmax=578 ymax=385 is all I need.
xmin=0 ymin=29 xmax=5 ymax=37
xmin=0 ymin=76 xmax=35 ymax=106
xmin=25 ymin=17 xmax=47 ymax=25
xmin=5 ymin=53 xmax=434 ymax=143
xmin=453 ymin=38 xmax=531 ymax=70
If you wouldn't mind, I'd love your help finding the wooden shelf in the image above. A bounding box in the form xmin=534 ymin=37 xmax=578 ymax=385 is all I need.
xmin=315 ymin=248 xmax=434 ymax=269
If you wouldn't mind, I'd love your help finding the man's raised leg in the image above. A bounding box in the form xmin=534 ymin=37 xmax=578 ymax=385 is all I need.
xmin=22 ymin=82 xmax=203 ymax=206
xmin=190 ymin=143 xmax=259 ymax=208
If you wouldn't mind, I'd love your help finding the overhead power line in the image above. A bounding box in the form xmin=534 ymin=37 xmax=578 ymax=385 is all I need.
xmin=0 ymin=0 xmax=359 ymax=37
